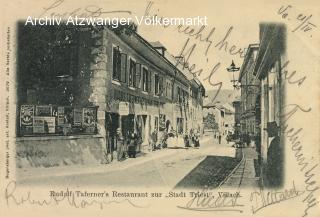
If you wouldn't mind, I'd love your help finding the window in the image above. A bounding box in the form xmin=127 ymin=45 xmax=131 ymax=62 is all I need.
xmin=142 ymin=67 xmax=151 ymax=92
xmin=165 ymin=81 xmax=168 ymax=96
xmin=159 ymin=76 xmax=163 ymax=96
xmin=129 ymin=58 xmax=136 ymax=87
xmin=166 ymin=81 xmax=172 ymax=99
xmin=154 ymin=116 xmax=159 ymax=131
xmin=135 ymin=63 xmax=141 ymax=88
xmin=112 ymin=47 xmax=121 ymax=81
xmin=155 ymin=74 xmax=159 ymax=95
xmin=112 ymin=46 xmax=127 ymax=83
xmin=177 ymin=118 xmax=184 ymax=134
xmin=142 ymin=67 xmax=148 ymax=92
xmin=177 ymin=86 xmax=181 ymax=102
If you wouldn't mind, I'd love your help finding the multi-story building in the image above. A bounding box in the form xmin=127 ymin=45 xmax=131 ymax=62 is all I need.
xmin=232 ymin=99 xmax=241 ymax=138
xmin=16 ymin=24 xmax=205 ymax=167
xmin=238 ymin=44 xmax=261 ymax=141
xmin=253 ymin=24 xmax=286 ymax=187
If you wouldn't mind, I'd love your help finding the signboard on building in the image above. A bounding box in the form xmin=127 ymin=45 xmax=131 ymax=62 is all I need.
xmin=20 ymin=105 xmax=34 ymax=134
xmin=73 ymin=108 xmax=82 ymax=126
xmin=83 ymin=107 xmax=97 ymax=133
xmin=119 ymin=102 xmax=129 ymax=116
xmin=35 ymin=105 xmax=52 ymax=116
xmin=20 ymin=105 xmax=34 ymax=127
xmin=57 ymin=106 xmax=65 ymax=126
xmin=33 ymin=116 xmax=56 ymax=134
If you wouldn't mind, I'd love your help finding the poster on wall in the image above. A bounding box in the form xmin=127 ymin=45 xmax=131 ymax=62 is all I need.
xmin=33 ymin=117 xmax=56 ymax=134
xmin=73 ymin=108 xmax=82 ymax=127
xmin=83 ymin=107 xmax=97 ymax=133
xmin=20 ymin=105 xmax=34 ymax=134
xmin=20 ymin=105 xmax=34 ymax=127
xmin=35 ymin=105 xmax=52 ymax=116
xmin=57 ymin=106 xmax=65 ymax=126
xmin=33 ymin=117 xmax=44 ymax=133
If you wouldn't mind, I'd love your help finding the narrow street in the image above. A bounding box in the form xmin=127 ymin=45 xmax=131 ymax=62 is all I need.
xmin=17 ymin=135 xmax=252 ymax=189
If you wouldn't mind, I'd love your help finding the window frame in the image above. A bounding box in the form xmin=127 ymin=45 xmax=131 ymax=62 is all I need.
xmin=128 ymin=57 xmax=137 ymax=88
xmin=142 ymin=66 xmax=149 ymax=92
xmin=112 ymin=45 xmax=121 ymax=82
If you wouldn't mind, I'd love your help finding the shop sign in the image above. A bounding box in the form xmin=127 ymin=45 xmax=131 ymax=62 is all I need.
xmin=73 ymin=108 xmax=82 ymax=126
xmin=20 ymin=105 xmax=34 ymax=127
xmin=36 ymin=105 xmax=52 ymax=116
xmin=119 ymin=102 xmax=129 ymax=116
xmin=83 ymin=107 xmax=97 ymax=127
xmin=33 ymin=116 xmax=56 ymax=133
xmin=57 ymin=106 xmax=65 ymax=126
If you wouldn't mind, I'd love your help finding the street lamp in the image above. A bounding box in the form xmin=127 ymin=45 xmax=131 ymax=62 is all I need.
xmin=227 ymin=60 xmax=260 ymax=89
xmin=227 ymin=60 xmax=240 ymax=89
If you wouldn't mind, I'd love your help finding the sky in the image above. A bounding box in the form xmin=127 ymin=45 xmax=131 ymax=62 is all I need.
xmin=130 ymin=0 xmax=262 ymax=90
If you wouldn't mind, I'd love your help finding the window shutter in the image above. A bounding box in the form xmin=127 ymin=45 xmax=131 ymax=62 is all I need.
xmin=135 ymin=63 xmax=141 ymax=88
xmin=132 ymin=61 xmax=136 ymax=87
xmin=159 ymin=76 xmax=164 ymax=96
xmin=148 ymin=71 xmax=152 ymax=93
xmin=112 ymin=47 xmax=120 ymax=80
xmin=120 ymin=53 xmax=127 ymax=83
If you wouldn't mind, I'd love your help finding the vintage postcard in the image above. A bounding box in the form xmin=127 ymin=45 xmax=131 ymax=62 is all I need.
xmin=0 ymin=0 xmax=319 ymax=216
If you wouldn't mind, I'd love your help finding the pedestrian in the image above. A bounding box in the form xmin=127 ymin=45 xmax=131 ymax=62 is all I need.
xmin=184 ymin=132 xmax=190 ymax=148
xmin=194 ymin=131 xmax=200 ymax=147
xmin=128 ymin=132 xmax=137 ymax=158
xmin=218 ymin=134 xmax=221 ymax=144
xmin=150 ymin=130 xmax=158 ymax=150
xmin=189 ymin=129 xmax=194 ymax=147
xmin=116 ymin=128 xmax=125 ymax=161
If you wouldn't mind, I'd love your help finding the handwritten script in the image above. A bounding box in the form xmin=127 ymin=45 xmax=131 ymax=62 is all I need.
xmin=250 ymin=181 xmax=304 ymax=214
xmin=177 ymin=188 xmax=244 ymax=212
xmin=39 ymin=0 xmax=132 ymax=18
xmin=5 ymin=181 xmax=147 ymax=209
xmin=277 ymin=4 xmax=317 ymax=38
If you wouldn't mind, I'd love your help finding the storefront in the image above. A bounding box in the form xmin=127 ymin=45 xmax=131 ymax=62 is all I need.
xmin=16 ymin=24 xmax=107 ymax=168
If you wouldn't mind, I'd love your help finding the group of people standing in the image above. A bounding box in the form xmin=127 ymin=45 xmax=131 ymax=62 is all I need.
xmin=111 ymin=128 xmax=140 ymax=161
xmin=184 ymin=129 xmax=201 ymax=148
xmin=110 ymin=127 xmax=202 ymax=162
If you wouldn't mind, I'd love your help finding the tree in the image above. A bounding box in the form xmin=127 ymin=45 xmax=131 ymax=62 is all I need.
xmin=203 ymin=113 xmax=219 ymax=130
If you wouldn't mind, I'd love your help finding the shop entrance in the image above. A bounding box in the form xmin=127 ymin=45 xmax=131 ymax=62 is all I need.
xmin=121 ymin=114 xmax=135 ymax=139
xmin=105 ymin=112 xmax=119 ymax=154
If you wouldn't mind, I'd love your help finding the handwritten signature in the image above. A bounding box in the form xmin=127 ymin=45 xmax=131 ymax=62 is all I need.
xmin=177 ymin=188 xmax=244 ymax=212
xmin=277 ymin=4 xmax=317 ymax=38
xmin=39 ymin=0 xmax=132 ymax=18
xmin=278 ymin=104 xmax=320 ymax=217
xmin=5 ymin=180 xmax=147 ymax=209
xmin=250 ymin=181 xmax=304 ymax=214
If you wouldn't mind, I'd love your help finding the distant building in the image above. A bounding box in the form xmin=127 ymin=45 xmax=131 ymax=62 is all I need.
xmin=203 ymin=102 xmax=235 ymax=137
xmin=238 ymin=44 xmax=261 ymax=140
xmin=232 ymin=99 xmax=241 ymax=137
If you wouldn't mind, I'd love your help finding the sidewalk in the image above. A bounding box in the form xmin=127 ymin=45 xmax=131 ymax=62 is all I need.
xmin=18 ymin=135 xmax=213 ymax=182
xmin=219 ymin=147 xmax=260 ymax=188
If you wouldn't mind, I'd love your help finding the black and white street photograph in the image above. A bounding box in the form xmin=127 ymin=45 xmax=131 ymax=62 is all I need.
xmin=1 ymin=1 xmax=319 ymax=217
xmin=15 ymin=21 xmax=285 ymax=189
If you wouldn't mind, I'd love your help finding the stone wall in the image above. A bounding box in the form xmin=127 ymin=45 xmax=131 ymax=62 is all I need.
xmin=16 ymin=135 xmax=106 ymax=168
